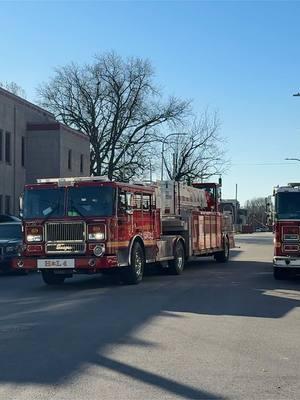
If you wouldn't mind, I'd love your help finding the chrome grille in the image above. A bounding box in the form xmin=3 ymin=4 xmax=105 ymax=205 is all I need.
xmin=45 ymin=222 xmax=86 ymax=255
xmin=46 ymin=222 xmax=85 ymax=242
xmin=46 ymin=243 xmax=85 ymax=254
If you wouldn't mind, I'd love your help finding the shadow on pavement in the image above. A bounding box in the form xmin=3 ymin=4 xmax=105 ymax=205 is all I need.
xmin=92 ymin=354 xmax=220 ymax=399
xmin=0 ymin=253 xmax=299 ymax=397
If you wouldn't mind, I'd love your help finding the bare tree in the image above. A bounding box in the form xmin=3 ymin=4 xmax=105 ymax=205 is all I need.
xmin=0 ymin=81 xmax=26 ymax=98
xmin=244 ymin=197 xmax=267 ymax=227
xmin=163 ymin=111 xmax=228 ymax=182
xmin=38 ymin=52 xmax=190 ymax=179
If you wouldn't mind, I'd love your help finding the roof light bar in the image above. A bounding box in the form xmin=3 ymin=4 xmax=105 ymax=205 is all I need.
xmin=36 ymin=176 xmax=110 ymax=185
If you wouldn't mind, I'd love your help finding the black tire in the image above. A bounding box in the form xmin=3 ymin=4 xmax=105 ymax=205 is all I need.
xmin=41 ymin=270 xmax=66 ymax=285
xmin=168 ymin=240 xmax=185 ymax=275
xmin=273 ymin=268 xmax=287 ymax=280
xmin=214 ymin=238 xmax=230 ymax=263
xmin=121 ymin=242 xmax=145 ymax=285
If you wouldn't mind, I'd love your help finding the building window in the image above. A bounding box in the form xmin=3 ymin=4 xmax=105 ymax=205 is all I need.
xmin=0 ymin=195 xmax=2 ymax=214
xmin=0 ymin=130 xmax=2 ymax=161
xmin=5 ymin=195 xmax=10 ymax=214
xmin=68 ymin=149 xmax=72 ymax=170
xmin=21 ymin=136 xmax=25 ymax=167
xmin=80 ymin=154 xmax=83 ymax=173
xmin=5 ymin=131 xmax=11 ymax=164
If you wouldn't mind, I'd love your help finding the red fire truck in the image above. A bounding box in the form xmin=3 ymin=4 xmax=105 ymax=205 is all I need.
xmin=272 ymin=183 xmax=300 ymax=279
xmin=13 ymin=177 xmax=234 ymax=285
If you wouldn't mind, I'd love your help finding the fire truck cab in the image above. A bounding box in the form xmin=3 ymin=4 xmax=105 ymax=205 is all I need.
xmin=14 ymin=176 xmax=234 ymax=285
xmin=273 ymin=183 xmax=300 ymax=279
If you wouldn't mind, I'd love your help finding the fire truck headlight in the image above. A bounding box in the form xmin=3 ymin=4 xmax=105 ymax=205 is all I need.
xmin=27 ymin=234 xmax=43 ymax=242
xmin=88 ymin=232 xmax=105 ymax=240
xmin=93 ymin=244 xmax=105 ymax=257
xmin=26 ymin=227 xmax=43 ymax=243
xmin=88 ymin=224 xmax=106 ymax=241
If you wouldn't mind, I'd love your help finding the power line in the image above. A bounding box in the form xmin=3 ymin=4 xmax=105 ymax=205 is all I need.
xmin=231 ymin=162 xmax=299 ymax=166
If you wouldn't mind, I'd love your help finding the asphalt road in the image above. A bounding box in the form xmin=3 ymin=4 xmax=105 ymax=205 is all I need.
xmin=0 ymin=233 xmax=300 ymax=400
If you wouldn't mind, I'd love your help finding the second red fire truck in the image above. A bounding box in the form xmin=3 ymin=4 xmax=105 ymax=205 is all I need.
xmin=272 ymin=183 xmax=300 ymax=279
xmin=13 ymin=177 xmax=234 ymax=285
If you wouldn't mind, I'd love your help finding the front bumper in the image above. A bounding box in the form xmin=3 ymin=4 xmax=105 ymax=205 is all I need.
xmin=273 ymin=256 xmax=300 ymax=268
xmin=12 ymin=255 xmax=119 ymax=272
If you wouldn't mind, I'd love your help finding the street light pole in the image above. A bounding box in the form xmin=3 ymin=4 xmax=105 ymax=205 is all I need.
xmin=161 ymin=132 xmax=187 ymax=181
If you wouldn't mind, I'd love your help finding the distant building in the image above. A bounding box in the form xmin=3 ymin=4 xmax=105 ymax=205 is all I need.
xmin=0 ymin=87 xmax=90 ymax=215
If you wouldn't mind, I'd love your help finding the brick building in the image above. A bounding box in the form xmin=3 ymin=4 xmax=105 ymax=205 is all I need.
xmin=0 ymin=87 xmax=90 ymax=215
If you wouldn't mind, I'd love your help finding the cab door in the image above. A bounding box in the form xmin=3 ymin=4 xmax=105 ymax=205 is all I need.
xmin=132 ymin=193 xmax=143 ymax=236
xmin=142 ymin=193 xmax=159 ymax=242
xmin=117 ymin=190 xmax=134 ymax=247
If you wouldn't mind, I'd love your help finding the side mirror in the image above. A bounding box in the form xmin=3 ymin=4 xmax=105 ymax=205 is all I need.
xmin=19 ymin=194 xmax=23 ymax=218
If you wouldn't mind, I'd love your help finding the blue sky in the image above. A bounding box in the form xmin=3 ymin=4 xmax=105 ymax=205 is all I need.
xmin=1 ymin=0 xmax=300 ymax=204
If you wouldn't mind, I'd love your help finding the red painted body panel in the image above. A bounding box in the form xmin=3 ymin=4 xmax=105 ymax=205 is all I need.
xmin=192 ymin=212 xmax=224 ymax=254
xmin=274 ymin=220 xmax=300 ymax=257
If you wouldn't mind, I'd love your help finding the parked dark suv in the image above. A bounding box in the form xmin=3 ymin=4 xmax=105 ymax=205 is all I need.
xmin=0 ymin=214 xmax=21 ymax=223
xmin=0 ymin=222 xmax=23 ymax=272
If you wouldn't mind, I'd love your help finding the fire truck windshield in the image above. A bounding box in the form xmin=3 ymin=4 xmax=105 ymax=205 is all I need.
xmin=23 ymin=186 xmax=116 ymax=219
xmin=276 ymin=192 xmax=300 ymax=219
xmin=23 ymin=188 xmax=65 ymax=219
xmin=67 ymin=186 xmax=115 ymax=217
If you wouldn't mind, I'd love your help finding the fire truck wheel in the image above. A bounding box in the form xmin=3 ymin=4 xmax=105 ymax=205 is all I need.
xmin=121 ymin=242 xmax=145 ymax=284
xmin=273 ymin=267 xmax=288 ymax=280
xmin=41 ymin=270 xmax=66 ymax=285
xmin=214 ymin=238 xmax=230 ymax=263
xmin=168 ymin=240 xmax=185 ymax=275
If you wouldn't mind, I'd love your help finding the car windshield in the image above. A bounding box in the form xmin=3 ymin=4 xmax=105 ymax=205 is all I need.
xmin=67 ymin=186 xmax=115 ymax=217
xmin=276 ymin=192 xmax=300 ymax=219
xmin=23 ymin=188 xmax=65 ymax=219
xmin=0 ymin=224 xmax=22 ymax=240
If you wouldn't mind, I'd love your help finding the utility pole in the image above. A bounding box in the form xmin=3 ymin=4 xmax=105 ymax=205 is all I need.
xmin=235 ymin=183 xmax=238 ymax=228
